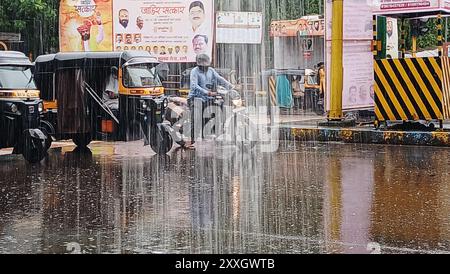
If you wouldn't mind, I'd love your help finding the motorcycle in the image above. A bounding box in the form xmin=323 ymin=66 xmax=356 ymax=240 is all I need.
xmin=165 ymin=86 xmax=257 ymax=151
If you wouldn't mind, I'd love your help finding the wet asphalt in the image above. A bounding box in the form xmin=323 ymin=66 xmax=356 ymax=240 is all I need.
xmin=1 ymin=140 xmax=450 ymax=254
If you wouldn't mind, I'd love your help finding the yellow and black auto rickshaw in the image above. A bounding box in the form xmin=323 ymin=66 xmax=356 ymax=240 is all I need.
xmin=0 ymin=51 xmax=50 ymax=163
xmin=34 ymin=51 xmax=173 ymax=154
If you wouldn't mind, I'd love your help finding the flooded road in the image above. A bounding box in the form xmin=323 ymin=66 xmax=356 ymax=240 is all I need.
xmin=1 ymin=141 xmax=450 ymax=254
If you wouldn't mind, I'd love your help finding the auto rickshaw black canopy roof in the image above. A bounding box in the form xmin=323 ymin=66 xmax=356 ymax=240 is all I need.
xmin=0 ymin=51 xmax=33 ymax=67
xmin=34 ymin=51 xmax=159 ymax=72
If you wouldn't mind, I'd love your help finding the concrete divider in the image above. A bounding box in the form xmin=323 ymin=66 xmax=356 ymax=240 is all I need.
xmin=280 ymin=126 xmax=450 ymax=147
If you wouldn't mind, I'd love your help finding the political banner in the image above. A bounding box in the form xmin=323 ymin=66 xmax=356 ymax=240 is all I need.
xmin=325 ymin=0 xmax=374 ymax=111
xmin=306 ymin=19 xmax=325 ymax=36
xmin=270 ymin=19 xmax=309 ymax=37
xmin=59 ymin=0 xmax=113 ymax=52
xmin=113 ymin=0 xmax=214 ymax=63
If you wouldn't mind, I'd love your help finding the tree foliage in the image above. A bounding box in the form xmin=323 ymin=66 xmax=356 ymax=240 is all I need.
xmin=0 ymin=0 xmax=59 ymax=55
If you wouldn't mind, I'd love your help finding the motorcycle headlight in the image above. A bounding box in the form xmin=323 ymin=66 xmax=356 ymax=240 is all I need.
xmin=10 ymin=103 xmax=18 ymax=113
xmin=38 ymin=102 xmax=44 ymax=113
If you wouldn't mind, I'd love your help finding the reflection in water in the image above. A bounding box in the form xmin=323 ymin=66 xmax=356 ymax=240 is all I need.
xmin=1 ymin=142 xmax=450 ymax=253
xmin=371 ymin=146 xmax=450 ymax=253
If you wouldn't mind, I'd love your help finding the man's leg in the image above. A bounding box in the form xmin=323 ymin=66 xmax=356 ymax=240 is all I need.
xmin=187 ymin=98 xmax=204 ymax=147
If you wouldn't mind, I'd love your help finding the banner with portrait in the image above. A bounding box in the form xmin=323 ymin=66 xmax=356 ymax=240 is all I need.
xmin=270 ymin=19 xmax=309 ymax=37
xmin=113 ymin=0 xmax=214 ymax=63
xmin=59 ymin=0 xmax=113 ymax=52
xmin=386 ymin=17 xmax=399 ymax=59
xmin=325 ymin=0 xmax=374 ymax=111
xmin=306 ymin=19 xmax=325 ymax=36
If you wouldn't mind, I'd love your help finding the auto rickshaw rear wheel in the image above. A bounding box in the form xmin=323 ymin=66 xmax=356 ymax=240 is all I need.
xmin=73 ymin=133 xmax=92 ymax=148
xmin=150 ymin=127 xmax=173 ymax=155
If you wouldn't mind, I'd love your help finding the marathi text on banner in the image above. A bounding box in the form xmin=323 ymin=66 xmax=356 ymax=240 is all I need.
xmin=372 ymin=0 xmax=441 ymax=14
xmin=113 ymin=0 xmax=214 ymax=63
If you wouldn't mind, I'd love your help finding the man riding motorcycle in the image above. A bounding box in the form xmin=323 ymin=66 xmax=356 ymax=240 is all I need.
xmin=186 ymin=54 xmax=234 ymax=149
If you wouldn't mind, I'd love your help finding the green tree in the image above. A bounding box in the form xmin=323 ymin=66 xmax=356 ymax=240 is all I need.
xmin=0 ymin=0 xmax=59 ymax=56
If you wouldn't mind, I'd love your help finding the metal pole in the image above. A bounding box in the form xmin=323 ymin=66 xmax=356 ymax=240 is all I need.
xmin=412 ymin=35 xmax=417 ymax=57
xmin=328 ymin=0 xmax=344 ymax=121
xmin=438 ymin=13 xmax=443 ymax=57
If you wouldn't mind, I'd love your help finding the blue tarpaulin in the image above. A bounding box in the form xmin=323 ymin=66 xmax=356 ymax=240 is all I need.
xmin=276 ymin=75 xmax=293 ymax=108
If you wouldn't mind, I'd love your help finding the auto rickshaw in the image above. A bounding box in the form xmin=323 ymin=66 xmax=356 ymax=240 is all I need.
xmin=0 ymin=51 xmax=50 ymax=163
xmin=34 ymin=51 xmax=173 ymax=154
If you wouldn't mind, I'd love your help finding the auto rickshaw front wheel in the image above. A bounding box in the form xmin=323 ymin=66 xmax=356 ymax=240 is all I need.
xmin=22 ymin=129 xmax=47 ymax=164
xmin=73 ymin=133 xmax=92 ymax=148
xmin=150 ymin=127 xmax=173 ymax=155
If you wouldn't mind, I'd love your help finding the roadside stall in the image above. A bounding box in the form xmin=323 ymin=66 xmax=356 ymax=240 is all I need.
xmin=267 ymin=16 xmax=325 ymax=114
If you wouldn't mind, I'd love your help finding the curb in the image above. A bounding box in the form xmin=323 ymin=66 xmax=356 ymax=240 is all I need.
xmin=280 ymin=126 xmax=450 ymax=147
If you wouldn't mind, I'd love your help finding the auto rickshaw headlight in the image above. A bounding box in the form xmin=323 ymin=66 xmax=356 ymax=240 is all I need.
xmin=10 ymin=103 xmax=18 ymax=113
xmin=38 ymin=102 xmax=44 ymax=113
xmin=141 ymin=100 xmax=148 ymax=110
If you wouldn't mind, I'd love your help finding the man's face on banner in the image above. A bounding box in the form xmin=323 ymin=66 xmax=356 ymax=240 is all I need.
xmin=387 ymin=21 xmax=393 ymax=37
xmin=77 ymin=25 xmax=91 ymax=41
xmin=193 ymin=35 xmax=207 ymax=54
xmin=126 ymin=34 xmax=132 ymax=44
xmin=119 ymin=10 xmax=129 ymax=28
xmin=314 ymin=21 xmax=320 ymax=31
xmin=81 ymin=30 xmax=90 ymax=41
xmin=189 ymin=5 xmax=205 ymax=30
xmin=137 ymin=17 xmax=144 ymax=30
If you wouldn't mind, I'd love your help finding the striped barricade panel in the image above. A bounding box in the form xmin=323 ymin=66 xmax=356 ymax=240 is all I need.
xmin=441 ymin=57 xmax=450 ymax=119
xmin=374 ymin=57 xmax=443 ymax=122
xmin=269 ymin=76 xmax=277 ymax=106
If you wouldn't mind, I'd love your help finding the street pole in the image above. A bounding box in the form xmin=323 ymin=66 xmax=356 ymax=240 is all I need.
xmin=328 ymin=0 xmax=344 ymax=121
xmin=412 ymin=35 xmax=417 ymax=57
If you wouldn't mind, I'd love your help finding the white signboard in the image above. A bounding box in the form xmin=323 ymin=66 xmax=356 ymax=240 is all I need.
xmin=113 ymin=0 xmax=214 ymax=63
xmin=326 ymin=0 xmax=374 ymax=111
xmin=373 ymin=0 xmax=441 ymax=14
xmin=216 ymin=12 xmax=263 ymax=44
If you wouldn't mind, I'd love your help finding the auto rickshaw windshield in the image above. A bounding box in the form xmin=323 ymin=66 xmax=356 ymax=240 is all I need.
xmin=0 ymin=66 xmax=36 ymax=89
xmin=123 ymin=64 xmax=162 ymax=88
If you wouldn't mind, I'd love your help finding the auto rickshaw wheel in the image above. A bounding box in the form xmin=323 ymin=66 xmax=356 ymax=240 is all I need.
xmin=22 ymin=130 xmax=46 ymax=164
xmin=73 ymin=133 xmax=92 ymax=148
xmin=39 ymin=120 xmax=54 ymax=151
xmin=150 ymin=127 xmax=173 ymax=155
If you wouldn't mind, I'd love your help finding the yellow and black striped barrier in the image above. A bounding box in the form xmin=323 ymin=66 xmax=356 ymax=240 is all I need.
xmin=374 ymin=57 xmax=450 ymax=126
xmin=268 ymin=76 xmax=277 ymax=106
